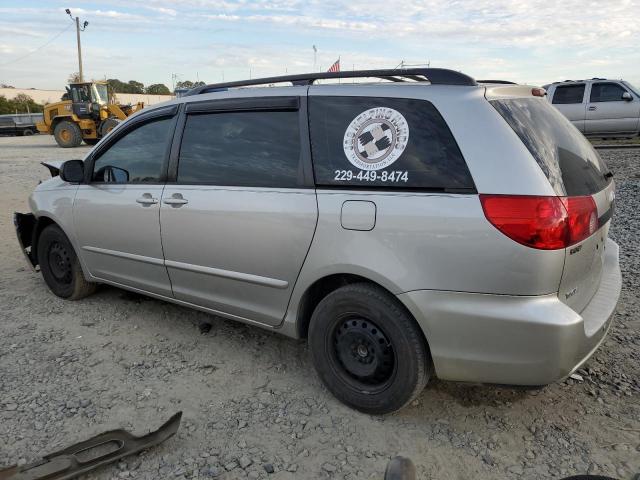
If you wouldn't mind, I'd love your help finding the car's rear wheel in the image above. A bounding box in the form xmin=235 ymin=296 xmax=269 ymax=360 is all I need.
xmin=308 ymin=283 xmax=431 ymax=414
xmin=22 ymin=129 xmax=34 ymax=136
xmin=37 ymin=224 xmax=95 ymax=300
xmin=54 ymin=121 xmax=83 ymax=148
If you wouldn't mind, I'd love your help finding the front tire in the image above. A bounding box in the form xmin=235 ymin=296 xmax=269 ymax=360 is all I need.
xmin=54 ymin=121 xmax=83 ymax=148
xmin=37 ymin=224 xmax=95 ymax=300
xmin=308 ymin=283 xmax=431 ymax=414
xmin=99 ymin=118 xmax=120 ymax=137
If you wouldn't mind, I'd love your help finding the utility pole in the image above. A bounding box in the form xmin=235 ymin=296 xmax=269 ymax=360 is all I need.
xmin=66 ymin=9 xmax=88 ymax=82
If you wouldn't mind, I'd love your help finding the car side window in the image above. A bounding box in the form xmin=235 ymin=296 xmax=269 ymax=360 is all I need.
xmin=177 ymin=110 xmax=302 ymax=187
xmin=309 ymin=96 xmax=474 ymax=190
xmin=92 ymin=117 xmax=174 ymax=183
xmin=590 ymin=83 xmax=628 ymax=103
xmin=552 ymin=84 xmax=585 ymax=104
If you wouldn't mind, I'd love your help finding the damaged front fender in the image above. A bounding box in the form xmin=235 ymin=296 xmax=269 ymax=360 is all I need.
xmin=13 ymin=212 xmax=37 ymax=270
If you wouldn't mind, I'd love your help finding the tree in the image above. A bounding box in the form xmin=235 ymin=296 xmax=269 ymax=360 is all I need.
xmin=0 ymin=93 xmax=44 ymax=114
xmin=145 ymin=83 xmax=171 ymax=95
xmin=175 ymin=80 xmax=205 ymax=89
xmin=127 ymin=80 xmax=145 ymax=94
xmin=107 ymin=78 xmax=145 ymax=94
xmin=0 ymin=95 xmax=11 ymax=114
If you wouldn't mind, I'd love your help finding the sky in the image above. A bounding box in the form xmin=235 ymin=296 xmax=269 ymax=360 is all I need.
xmin=1 ymin=0 xmax=639 ymax=91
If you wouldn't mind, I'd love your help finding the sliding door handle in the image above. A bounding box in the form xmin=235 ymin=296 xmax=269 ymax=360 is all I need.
xmin=136 ymin=193 xmax=158 ymax=205
xmin=163 ymin=193 xmax=188 ymax=207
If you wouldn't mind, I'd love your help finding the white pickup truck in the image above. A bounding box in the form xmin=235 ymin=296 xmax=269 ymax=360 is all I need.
xmin=544 ymin=78 xmax=640 ymax=137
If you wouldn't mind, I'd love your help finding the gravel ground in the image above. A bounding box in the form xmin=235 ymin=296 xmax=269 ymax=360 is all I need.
xmin=0 ymin=135 xmax=638 ymax=480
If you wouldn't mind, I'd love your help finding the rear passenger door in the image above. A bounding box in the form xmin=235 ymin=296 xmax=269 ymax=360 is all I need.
xmin=160 ymin=92 xmax=317 ymax=326
xmin=550 ymin=83 xmax=587 ymax=131
xmin=585 ymin=82 xmax=640 ymax=134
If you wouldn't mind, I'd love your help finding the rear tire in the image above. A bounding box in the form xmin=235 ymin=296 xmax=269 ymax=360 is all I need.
xmin=37 ymin=224 xmax=95 ymax=300
xmin=308 ymin=283 xmax=431 ymax=414
xmin=54 ymin=121 xmax=83 ymax=148
xmin=22 ymin=129 xmax=34 ymax=136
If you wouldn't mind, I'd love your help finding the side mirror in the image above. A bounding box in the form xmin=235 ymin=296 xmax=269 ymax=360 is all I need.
xmin=622 ymin=91 xmax=633 ymax=101
xmin=59 ymin=160 xmax=84 ymax=183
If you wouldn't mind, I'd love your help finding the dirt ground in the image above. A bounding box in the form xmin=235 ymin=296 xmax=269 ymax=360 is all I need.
xmin=0 ymin=135 xmax=638 ymax=480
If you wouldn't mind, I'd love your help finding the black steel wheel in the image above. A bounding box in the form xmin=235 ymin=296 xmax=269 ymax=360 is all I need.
xmin=309 ymin=283 xmax=431 ymax=414
xmin=37 ymin=224 xmax=96 ymax=300
xmin=47 ymin=241 xmax=73 ymax=286
xmin=331 ymin=316 xmax=396 ymax=393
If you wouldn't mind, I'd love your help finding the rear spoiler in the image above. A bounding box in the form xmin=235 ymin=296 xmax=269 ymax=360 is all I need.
xmin=484 ymin=84 xmax=547 ymax=100
xmin=41 ymin=160 xmax=65 ymax=177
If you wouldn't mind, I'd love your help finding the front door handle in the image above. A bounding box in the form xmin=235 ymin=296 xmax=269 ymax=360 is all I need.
xmin=163 ymin=193 xmax=189 ymax=207
xmin=136 ymin=193 xmax=158 ymax=206
xmin=588 ymin=106 xmax=597 ymax=111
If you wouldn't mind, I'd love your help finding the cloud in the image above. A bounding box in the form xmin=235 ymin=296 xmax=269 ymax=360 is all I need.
xmin=1 ymin=0 xmax=639 ymax=88
xmin=146 ymin=6 xmax=178 ymax=16
xmin=0 ymin=26 xmax=44 ymax=38
xmin=193 ymin=0 xmax=640 ymax=49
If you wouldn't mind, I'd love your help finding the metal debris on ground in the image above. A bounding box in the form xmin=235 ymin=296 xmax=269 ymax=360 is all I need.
xmin=0 ymin=412 xmax=181 ymax=480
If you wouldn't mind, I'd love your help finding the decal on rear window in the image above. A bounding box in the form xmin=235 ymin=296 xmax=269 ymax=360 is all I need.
xmin=343 ymin=107 xmax=409 ymax=171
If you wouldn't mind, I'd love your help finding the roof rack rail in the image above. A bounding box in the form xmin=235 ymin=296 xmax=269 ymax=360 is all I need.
xmin=183 ymin=68 xmax=477 ymax=96
xmin=477 ymin=79 xmax=517 ymax=84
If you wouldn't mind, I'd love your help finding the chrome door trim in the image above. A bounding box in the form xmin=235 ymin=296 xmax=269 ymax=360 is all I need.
xmin=164 ymin=259 xmax=289 ymax=289
xmin=82 ymin=246 xmax=165 ymax=266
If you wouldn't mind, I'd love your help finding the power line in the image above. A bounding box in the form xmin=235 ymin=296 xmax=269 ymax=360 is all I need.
xmin=0 ymin=23 xmax=73 ymax=67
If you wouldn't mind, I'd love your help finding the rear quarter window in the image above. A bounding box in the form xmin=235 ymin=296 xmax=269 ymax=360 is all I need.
xmin=490 ymin=98 xmax=611 ymax=196
xmin=552 ymin=84 xmax=585 ymax=104
xmin=309 ymin=96 xmax=474 ymax=191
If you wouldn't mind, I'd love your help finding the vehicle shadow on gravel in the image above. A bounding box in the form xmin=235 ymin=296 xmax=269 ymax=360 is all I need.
xmin=425 ymin=378 xmax=533 ymax=407
xmin=104 ymin=285 xmax=536 ymax=411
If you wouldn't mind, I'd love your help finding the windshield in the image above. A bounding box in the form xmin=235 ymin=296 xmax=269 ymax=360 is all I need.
xmin=93 ymin=84 xmax=109 ymax=104
xmin=622 ymin=81 xmax=640 ymax=97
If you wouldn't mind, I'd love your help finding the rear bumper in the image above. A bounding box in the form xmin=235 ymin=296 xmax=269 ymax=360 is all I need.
xmin=398 ymin=239 xmax=621 ymax=386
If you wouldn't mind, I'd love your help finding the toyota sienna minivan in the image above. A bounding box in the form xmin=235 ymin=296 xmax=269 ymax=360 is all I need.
xmin=15 ymin=69 xmax=621 ymax=413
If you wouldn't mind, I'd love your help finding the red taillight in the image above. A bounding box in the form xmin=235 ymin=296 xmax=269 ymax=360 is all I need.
xmin=480 ymin=195 xmax=597 ymax=250
xmin=563 ymin=196 xmax=598 ymax=245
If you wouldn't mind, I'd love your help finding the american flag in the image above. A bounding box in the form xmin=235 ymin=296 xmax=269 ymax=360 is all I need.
xmin=327 ymin=58 xmax=340 ymax=72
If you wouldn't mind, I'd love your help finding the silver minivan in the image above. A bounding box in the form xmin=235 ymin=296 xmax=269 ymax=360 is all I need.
xmin=15 ymin=69 xmax=621 ymax=413
xmin=545 ymin=78 xmax=640 ymax=137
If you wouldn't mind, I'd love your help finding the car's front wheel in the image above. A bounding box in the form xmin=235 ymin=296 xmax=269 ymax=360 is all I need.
xmin=37 ymin=224 xmax=96 ymax=300
xmin=308 ymin=283 xmax=431 ymax=414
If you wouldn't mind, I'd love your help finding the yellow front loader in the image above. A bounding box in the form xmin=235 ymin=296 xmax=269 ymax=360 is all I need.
xmin=36 ymin=81 xmax=144 ymax=148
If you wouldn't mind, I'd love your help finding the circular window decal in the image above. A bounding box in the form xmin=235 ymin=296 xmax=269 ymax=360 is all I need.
xmin=343 ymin=107 xmax=409 ymax=171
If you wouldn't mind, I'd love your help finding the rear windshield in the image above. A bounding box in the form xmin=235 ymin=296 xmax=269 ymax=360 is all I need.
xmin=490 ymin=98 xmax=611 ymax=196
